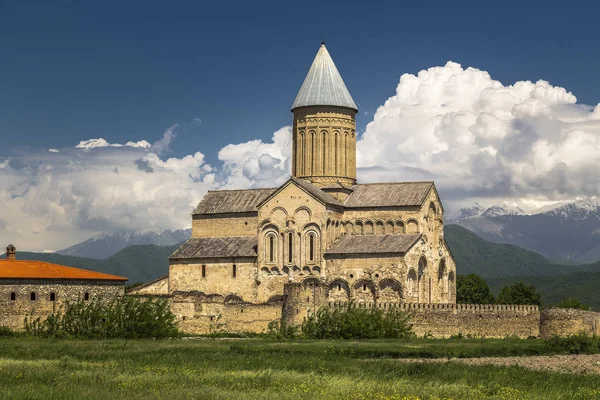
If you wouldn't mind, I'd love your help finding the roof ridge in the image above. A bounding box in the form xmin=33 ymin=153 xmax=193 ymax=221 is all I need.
xmin=188 ymin=235 xmax=256 ymax=239
xmin=353 ymin=181 xmax=434 ymax=186
xmin=206 ymin=187 xmax=277 ymax=193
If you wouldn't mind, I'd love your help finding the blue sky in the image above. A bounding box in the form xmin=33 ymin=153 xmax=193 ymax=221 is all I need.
xmin=1 ymin=1 xmax=600 ymax=250
xmin=1 ymin=1 xmax=599 ymax=164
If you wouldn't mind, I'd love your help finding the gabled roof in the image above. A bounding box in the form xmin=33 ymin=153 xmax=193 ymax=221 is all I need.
xmin=290 ymin=177 xmax=343 ymax=207
xmin=170 ymin=236 xmax=258 ymax=259
xmin=0 ymin=260 xmax=128 ymax=281
xmin=344 ymin=182 xmax=434 ymax=208
xmin=257 ymin=177 xmax=343 ymax=209
xmin=193 ymin=188 xmax=277 ymax=215
xmin=291 ymin=43 xmax=358 ymax=111
xmin=325 ymin=234 xmax=422 ymax=255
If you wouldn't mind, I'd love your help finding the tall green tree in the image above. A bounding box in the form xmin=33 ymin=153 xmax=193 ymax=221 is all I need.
xmin=496 ymin=282 xmax=541 ymax=306
xmin=456 ymin=274 xmax=495 ymax=304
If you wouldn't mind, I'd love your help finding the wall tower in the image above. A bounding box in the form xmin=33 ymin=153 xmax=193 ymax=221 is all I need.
xmin=291 ymin=43 xmax=358 ymax=188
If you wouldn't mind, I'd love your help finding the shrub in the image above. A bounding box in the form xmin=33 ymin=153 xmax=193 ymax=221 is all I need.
xmin=301 ymin=303 xmax=412 ymax=339
xmin=267 ymin=320 xmax=299 ymax=339
xmin=25 ymin=296 xmax=180 ymax=339
xmin=545 ymin=334 xmax=600 ymax=354
xmin=0 ymin=326 xmax=15 ymax=337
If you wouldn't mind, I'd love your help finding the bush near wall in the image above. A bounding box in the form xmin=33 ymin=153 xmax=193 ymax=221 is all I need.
xmin=25 ymin=296 xmax=179 ymax=339
xmin=300 ymin=303 xmax=412 ymax=339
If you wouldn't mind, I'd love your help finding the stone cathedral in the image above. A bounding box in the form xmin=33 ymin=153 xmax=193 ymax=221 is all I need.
xmin=135 ymin=43 xmax=458 ymax=333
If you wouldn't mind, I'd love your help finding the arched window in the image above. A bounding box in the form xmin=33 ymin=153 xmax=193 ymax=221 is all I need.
xmin=266 ymin=232 xmax=277 ymax=263
xmin=30 ymin=292 xmax=36 ymax=301
xmin=407 ymin=269 xmax=418 ymax=301
xmin=309 ymin=234 xmax=315 ymax=261
xmin=288 ymin=232 xmax=293 ymax=264
xmin=438 ymin=259 xmax=447 ymax=299
xmin=84 ymin=292 xmax=90 ymax=301
xmin=418 ymin=257 xmax=427 ymax=303
xmin=232 ymin=264 xmax=237 ymax=278
xmin=10 ymin=292 xmax=16 ymax=301
xmin=50 ymin=292 xmax=56 ymax=302
xmin=202 ymin=265 xmax=206 ymax=278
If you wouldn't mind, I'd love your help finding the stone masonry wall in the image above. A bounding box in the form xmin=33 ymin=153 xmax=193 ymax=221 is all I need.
xmin=328 ymin=302 xmax=540 ymax=338
xmin=192 ymin=213 xmax=258 ymax=238
xmin=170 ymin=292 xmax=282 ymax=334
xmin=281 ymin=282 xmax=540 ymax=338
xmin=0 ymin=279 xmax=124 ymax=330
xmin=540 ymin=308 xmax=600 ymax=338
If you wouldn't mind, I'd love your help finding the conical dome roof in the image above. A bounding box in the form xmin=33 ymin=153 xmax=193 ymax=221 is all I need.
xmin=291 ymin=43 xmax=357 ymax=112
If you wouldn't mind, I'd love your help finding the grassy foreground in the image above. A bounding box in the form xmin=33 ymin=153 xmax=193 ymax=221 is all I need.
xmin=0 ymin=338 xmax=599 ymax=400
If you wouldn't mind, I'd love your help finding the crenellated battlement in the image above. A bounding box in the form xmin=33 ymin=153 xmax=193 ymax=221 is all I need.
xmin=327 ymin=301 xmax=539 ymax=313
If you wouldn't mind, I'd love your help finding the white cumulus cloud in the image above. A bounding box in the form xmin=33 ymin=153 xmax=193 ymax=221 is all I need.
xmin=357 ymin=61 xmax=600 ymax=206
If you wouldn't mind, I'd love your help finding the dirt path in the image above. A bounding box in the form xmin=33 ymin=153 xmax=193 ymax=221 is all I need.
xmin=397 ymin=354 xmax=600 ymax=375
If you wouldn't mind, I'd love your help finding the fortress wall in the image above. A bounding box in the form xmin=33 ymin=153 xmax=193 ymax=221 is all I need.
xmin=170 ymin=292 xmax=282 ymax=335
xmin=327 ymin=302 xmax=540 ymax=338
xmin=164 ymin=284 xmax=600 ymax=338
xmin=540 ymin=308 xmax=600 ymax=338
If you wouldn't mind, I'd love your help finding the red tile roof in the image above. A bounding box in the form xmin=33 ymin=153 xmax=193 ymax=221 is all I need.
xmin=0 ymin=259 xmax=127 ymax=281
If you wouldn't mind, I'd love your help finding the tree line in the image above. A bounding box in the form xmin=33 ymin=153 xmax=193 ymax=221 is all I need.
xmin=457 ymin=274 xmax=591 ymax=310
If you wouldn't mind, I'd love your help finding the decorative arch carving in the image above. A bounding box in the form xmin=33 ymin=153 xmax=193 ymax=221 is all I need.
xmin=354 ymin=220 xmax=363 ymax=235
xmin=406 ymin=219 xmax=419 ymax=233
xmin=395 ymin=220 xmax=405 ymax=234
xmin=345 ymin=221 xmax=354 ymax=235
xmin=364 ymin=220 xmax=374 ymax=235
xmin=258 ymin=218 xmax=273 ymax=230
xmin=302 ymin=276 xmax=320 ymax=287
xmin=270 ymin=206 xmax=288 ymax=217
xmin=328 ymin=278 xmax=350 ymax=301
xmin=375 ymin=221 xmax=384 ymax=235
xmin=353 ymin=279 xmax=376 ymax=303
xmin=378 ymin=278 xmax=403 ymax=302
xmin=385 ymin=220 xmax=394 ymax=234
xmin=294 ymin=206 xmax=312 ymax=218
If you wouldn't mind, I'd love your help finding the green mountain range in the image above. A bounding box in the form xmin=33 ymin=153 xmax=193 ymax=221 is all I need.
xmin=444 ymin=224 xmax=600 ymax=278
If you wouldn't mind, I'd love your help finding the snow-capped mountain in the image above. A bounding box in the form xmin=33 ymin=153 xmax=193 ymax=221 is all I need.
xmin=446 ymin=204 xmax=485 ymax=222
xmin=56 ymin=229 xmax=192 ymax=259
xmin=480 ymin=202 xmax=526 ymax=218
xmin=452 ymin=197 xmax=600 ymax=264
xmin=542 ymin=198 xmax=600 ymax=220
xmin=447 ymin=202 xmax=524 ymax=223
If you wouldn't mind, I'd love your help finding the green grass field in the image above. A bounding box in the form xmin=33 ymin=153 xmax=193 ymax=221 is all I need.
xmin=1 ymin=338 xmax=599 ymax=400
